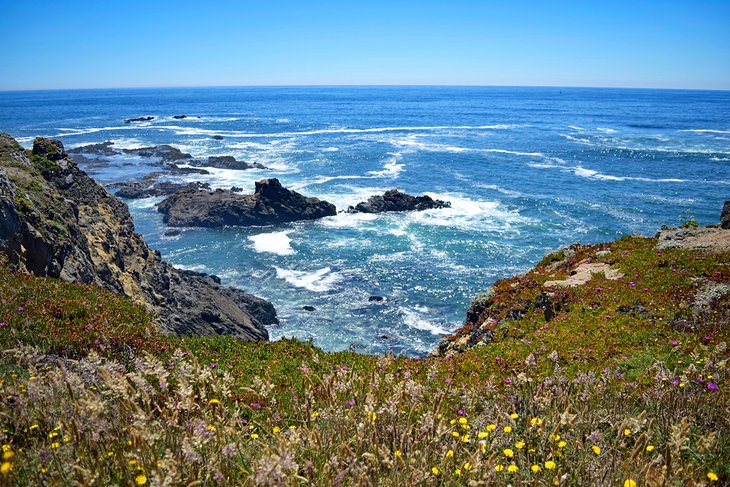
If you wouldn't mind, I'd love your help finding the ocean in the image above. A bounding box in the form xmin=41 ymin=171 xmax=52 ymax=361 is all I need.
xmin=1 ymin=86 xmax=728 ymax=355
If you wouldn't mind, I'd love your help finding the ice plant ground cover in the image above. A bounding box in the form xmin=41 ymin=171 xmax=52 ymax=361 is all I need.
xmin=0 ymin=235 xmax=728 ymax=485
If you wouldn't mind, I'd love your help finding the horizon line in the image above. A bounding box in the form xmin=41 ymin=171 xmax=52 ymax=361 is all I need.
xmin=1 ymin=83 xmax=729 ymax=94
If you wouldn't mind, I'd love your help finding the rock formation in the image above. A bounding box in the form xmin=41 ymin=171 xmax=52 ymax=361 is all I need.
xmin=348 ymin=189 xmax=451 ymax=213
xmin=157 ymin=178 xmax=337 ymax=227
xmin=0 ymin=133 xmax=276 ymax=340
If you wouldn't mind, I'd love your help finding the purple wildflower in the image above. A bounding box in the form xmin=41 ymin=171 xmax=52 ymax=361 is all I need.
xmin=707 ymin=383 xmax=719 ymax=391
xmin=210 ymin=362 xmax=217 ymax=369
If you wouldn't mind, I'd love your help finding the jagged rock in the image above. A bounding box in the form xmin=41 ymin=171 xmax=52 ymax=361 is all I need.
xmin=115 ymin=181 xmax=211 ymax=199
xmin=302 ymin=306 xmax=316 ymax=312
xmin=348 ymin=189 xmax=450 ymax=213
xmin=124 ymin=116 xmax=155 ymax=123
xmin=157 ymin=178 xmax=337 ymax=227
xmin=122 ymin=145 xmax=193 ymax=162
xmin=188 ymin=155 xmax=268 ymax=170
xmin=172 ymin=115 xmax=187 ymax=119
xmin=32 ymin=138 xmax=67 ymax=161
xmin=67 ymin=141 xmax=119 ymax=157
xmin=368 ymin=296 xmax=386 ymax=302
xmin=0 ymin=133 xmax=276 ymax=340
xmin=721 ymin=201 xmax=730 ymax=229
xmin=211 ymin=135 xmax=225 ymax=140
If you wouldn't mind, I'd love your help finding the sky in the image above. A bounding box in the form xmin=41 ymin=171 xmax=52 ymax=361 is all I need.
xmin=0 ymin=0 xmax=728 ymax=91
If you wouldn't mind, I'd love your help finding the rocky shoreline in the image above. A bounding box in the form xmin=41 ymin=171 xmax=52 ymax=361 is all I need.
xmin=0 ymin=134 xmax=276 ymax=340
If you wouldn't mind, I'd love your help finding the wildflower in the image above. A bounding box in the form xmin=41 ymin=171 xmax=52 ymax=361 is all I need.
xmin=437 ymin=413 xmax=443 ymax=419
xmin=623 ymin=429 xmax=631 ymax=436
xmin=495 ymin=464 xmax=504 ymax=472
xmin=368 ymin=411 xmax=377 ymax=422
xmin=463 ymin=462 xmax=472 ymax=471
xmin=478 ymin=431 xmax=489 ymax=439
xmin=591 ymin=445 xmax=601 ymax=455
xmin=454 ymin=468 xmax=461 ymax=476
xmin=129 ymin=460 xmax=137 ymax=465
xmin=135 ymin=474 xmax=148 ymax=485
xmin=503 ymin=448 xmax=514 ymax=458
xmin=208 ymin=398 xmax=220 ymax=405
xmin=558 ymin=441 xmax=567 ymax=448
xmin=532 ymin=464 xmax=541 ymax=473
xmin=458 ymin=409 xmax=465 ymax=415
xmin=107 ymin=452 xmax=114 ymax=457
xmin=273 ymin=426 xmax=281 ymax=433
xmin=206 ymin=425 xmax=216 ymax=431
xmin=515 ymin=441 xmax=525 ymax=449
xmin=510 ymin=413 xmax=519 ymax=419
xmin=48 ymin=432 xmax=58 ymax=439
xmin=431 ymin=467 xmax=440 ymax=476
xmin=50 ymin=442 xmax=60 ymax=449
xmin=250 ymin=433 xmax=259 ymax=439
xmin=707 ymin=383 xmax=719 ymax=391
xmin=552 ymin=434 xmax=561 ymax=441
xmin=2 ymin=451 xmax=13 ymax=460
xmin=445 ymin=449 xmax=454 ymax=458
xmin=394 ymin=450 xmax=402 ymax=457
xmin=461 ymin=434 xmax=471 ymax=443
xmin=545 ymin=460 xmax=556 ymax=470
xmin=646 ymin=445 xmax=654 ymax=452
xmin=210 ymin=362 xmax=217 ymax=369
xmin=452 ymin=431 xmax=460 ymax=438
xmin=504 ymin=426 xmax=513 ymax=433
xmin=0 ymin=462 xmax=11 ymax=474
xmin=531 ymin=417 xmax=543 ymax=426
xmin=487 ymin=424 xmax=497 ymax=431
xmin=29 ymin=424 xmax=39 ymax=431
xmin=708 ymin=472 xmax=719 ymax=482
xmin=508 ymin=464 xmax=519 ymax=473
xmin=624 ymin=480 xmax=637 ymax=487
xmin=450 ymin=419 xmax=457 ymax=425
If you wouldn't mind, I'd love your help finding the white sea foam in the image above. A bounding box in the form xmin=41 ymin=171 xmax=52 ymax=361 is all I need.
xmin=401 ymin=308 xmax=449 ymax=335
xmin=596 ymin=127 xmax=618 ymax=134
xmin=274 ymin=267 xmax=341 ymax=292
xmin=679 ymin=129 xmax=730 ymax=134
xmin=319 ymin=212 xmax=380 ymax=228
xmin=51 ymin=125 xmax=139 ymax=137
xmin=321 ymin=147 xmax=340 ymax=152
xmin=568 ymin=125 xmax=586 ymax=131
xmin=366 ymin=157 xmax=406 ymax=177
xmin=173 ymin=263 xmax=208 ymax=272
xmin=407 ymin=192 xmax=529 ymax=232
xmin=560 ymin=134 xmax=592 ymax=144
xmin=571 ymin=166 xmax=687 ymax=183
xmin=249 ymin=230 xmax=295 ymax=255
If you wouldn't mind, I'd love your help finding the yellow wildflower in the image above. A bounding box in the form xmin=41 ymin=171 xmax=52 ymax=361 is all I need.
xmin=508 ymin=464 xmax=519 ymax=473
xmin=2 ymin=451 xmax=13 ymax=460
xmin=29 ymin=424 xmax=39 ymax=431
xmin=495 ymin=464 xmax=504 ymax=472
xmin=510 ymin=413 xmax=519 ymax=419
xmin=250 ymin=433 xmax=259 ymax=439
xmin=531 ymin=464 xmax=541 ymax=473
xmin=624 ymin=480 xmax=637 ymax=487
xmin=208 ymin=398 xmax=220 ymax=405
xmin=553 ymin=434 xmax=561 ymax=441
xmin=206 ymin=425 xmax=216 ymax=431
xmin=461 ymin=434 xmax=471 ymax=443
xmin=487 ymin=424 xmax=497 ymax=431
xmin=478 ymin=431 xmax=489 ymax=439
xmin=545 ymin=460 xmax=556 ymax=470
xmin=394 ymin=450 xmax=402 ymax=457
xmin=50 ymin=442 xmax=60 ymax=449
xmin=503 ymin=448 xmax=514 ymax=458
xmin=623 ymin=429 xmax=631 ymax=436
xmin=445 ymin=449 xmax=454 ymax=458
xmin=592 ymin=445 xmax=601 ymax=455
xmin=452 ymin=431 xmax=460 ymax=438
xmin=459 ymin=417 xmax=468 ymax=425
xmin=558 ymin=441 xmax=567 ymax=448
xmin=1 ymin=446 xmax=9 ymax=452
xmin=463 ymin=462 xmax=472 ymax=471
xmin=0 ymin=462 xmax=11 ymax=474
xmin=129 ymin=460 xmax=137 ymax=465
xmin=368 ymin=411 xmax=377 ymax=422
xmin=135 ymin=474 xmax=148 ymax=485
xmin=646 ymin=445 xmax=654 ymax=452
xmin=48 ymin=432 xmax=58 ymax=439
xmin=504 ymin=426 xmax=512 ymax=433
xmin=515 ymin=441 xmax=525 ymax=449
xmin=273 ymin=426 xmax=281 ymax=433
xmin=531 ymin=417 xmax=543 ymax=426
xmin=437 ymin=413 xmax=443 ymax=419
xmin=708 ymin=472 xmax=719 ymax=482
xmin=107 ymin=452 xmax=114 ymax=457
xmin=431 ymin=466 xmax=440 ymax=476
xmin=454 ymin=468 xmax=461 ymax=476
xmin=450 ymin=419 xmax=456 ymax=425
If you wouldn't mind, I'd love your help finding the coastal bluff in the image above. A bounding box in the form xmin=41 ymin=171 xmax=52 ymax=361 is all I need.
xmin=0 ymin=134 xmax=276 ymax=340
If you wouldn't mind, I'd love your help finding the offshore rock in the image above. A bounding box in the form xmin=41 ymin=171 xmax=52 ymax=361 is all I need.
xmin=348 ymin=189 xmax=451 ymax=213
xmin=0 ymin=133 xmax=275 ymax=340
xmin=157 ymin=178 xmax=337 ymax=227
xmin=721 ymin=201 xmax=730 ymax=229
xmin=188 ymin=155 xmax=268 ymax=170
xmin=124 ymin=116 xmax=155 ymax=123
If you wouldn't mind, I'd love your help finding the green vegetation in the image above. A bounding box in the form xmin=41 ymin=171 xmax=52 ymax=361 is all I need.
xmin=0 ymin=236 xmax=727 ymax=485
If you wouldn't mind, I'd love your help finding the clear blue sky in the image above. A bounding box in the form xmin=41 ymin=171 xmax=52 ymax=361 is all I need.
xmin=1 ymin=0 xmax=728 ymax=90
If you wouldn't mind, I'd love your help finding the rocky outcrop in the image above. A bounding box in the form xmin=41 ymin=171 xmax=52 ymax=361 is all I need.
xmin=188 ymin=155 xmax=268 ymax=170
xmin=122 ymin=145 xmax=193 ymax=163
xmin=0 ymin=133 xmax=276 ymax=340
xmin=115 ymin=181 xmax=211 ymax=199
xmin=348 ymin=189 xmax=451 ymax=213
xmin=172 ymin=115 xmax=188 ymax=119
xmin=124 ymin=116 xmax=155 ymax=123
xmin=722 ymin=201 xmax=730 ymax=229
xmin=158 ymin=178 xmax=337 ymax=227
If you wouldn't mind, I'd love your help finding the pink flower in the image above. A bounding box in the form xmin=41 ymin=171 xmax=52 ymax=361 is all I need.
xmin=671 ymin=341 xmax=678 ymax=346
xmin=707 ymin=383 xmax=719 ymax=391
xmin=210 ymin=362 xmax=217 ymax=368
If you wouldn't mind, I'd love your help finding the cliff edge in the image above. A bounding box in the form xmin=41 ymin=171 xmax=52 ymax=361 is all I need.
xmin=0 ymin=133 xmax=276 ymax=339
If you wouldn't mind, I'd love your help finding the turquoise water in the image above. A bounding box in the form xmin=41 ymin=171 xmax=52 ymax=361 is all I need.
xmin=1 ymin=86 xmax=729 ymax=355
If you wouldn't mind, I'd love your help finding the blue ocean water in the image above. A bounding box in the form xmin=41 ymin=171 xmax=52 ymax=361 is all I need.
xmin=1 ymin=86 xmax=729 ymax=355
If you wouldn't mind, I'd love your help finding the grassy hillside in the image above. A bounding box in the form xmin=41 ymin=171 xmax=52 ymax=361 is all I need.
xmin=0 ymin=234 xmax=728 ymax=485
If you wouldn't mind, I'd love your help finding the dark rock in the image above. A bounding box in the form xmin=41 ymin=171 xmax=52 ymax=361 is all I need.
xmin=230 ymin=187 xmax=243 ymax=192
xmin=122 ymin=145 xmax=193 ymax=163
xmin=172 ymin=115 xmax=187 ymax=119
xmin=187 ymin=155 xmax=268 ymax=170
xmin=0 ymin=133 xmax=276 ymax=340
xmin=721 ymin=201 xmax=730 ymax=229
xmin=67 ymin=141 xmax=119 ymax=157
xmin=302 ymin=306 xmax=316 ymax=312
xmin=115 ymin=181 xmax=211 ymax=199
xmin=348 ymin=189 xmax=451 ymax=213
xmin=157 ymin=178 xmax=337 ymax=227
xmin=164 ymin=229 xmax=181 ymax=237
xmin=124 ymin=116 xmax=155 ymax=123
xmin=32 ymin=138 xmax=67 ymax=161
xmin=368 ymin=296 xmax=386 ymax=302
xmin=211 ymin=135 xmax=225 ymax=140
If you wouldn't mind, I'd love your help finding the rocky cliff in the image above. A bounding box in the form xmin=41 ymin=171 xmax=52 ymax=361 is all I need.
xmin=0 ymin=133 xmax=276 ymax=339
